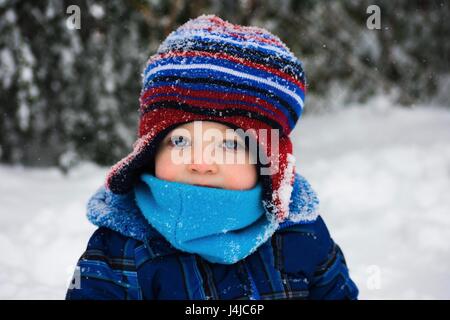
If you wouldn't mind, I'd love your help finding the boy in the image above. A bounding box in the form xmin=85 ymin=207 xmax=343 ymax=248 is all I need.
xmin=66 ymin=15 xmax=358 ymax=300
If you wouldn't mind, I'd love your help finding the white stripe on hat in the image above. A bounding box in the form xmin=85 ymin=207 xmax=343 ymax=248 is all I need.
xmin=145 ymin=63 xmax=304 ymax=110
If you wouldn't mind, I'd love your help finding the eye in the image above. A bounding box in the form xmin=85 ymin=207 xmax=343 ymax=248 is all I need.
xmin=222 ymin=139 xmax=244 ymax=151
xmin=169 ymin=135 xmax=191 ymax=148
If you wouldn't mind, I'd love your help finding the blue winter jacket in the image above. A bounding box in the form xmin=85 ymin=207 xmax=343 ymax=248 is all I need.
xmin=66 ymin=174 xmax=358 ymax=300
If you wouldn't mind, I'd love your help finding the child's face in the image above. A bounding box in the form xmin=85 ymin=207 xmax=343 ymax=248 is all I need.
xmin=154 ymin=121 xmax=258 ymax=190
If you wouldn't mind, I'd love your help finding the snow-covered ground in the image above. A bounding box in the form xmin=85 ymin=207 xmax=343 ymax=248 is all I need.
xmin=1 ymin=97 xmax=449 ymax=299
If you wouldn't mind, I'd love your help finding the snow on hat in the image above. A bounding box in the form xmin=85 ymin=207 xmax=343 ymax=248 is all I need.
xmin=106 ymin=14 xmax=307 ymax=222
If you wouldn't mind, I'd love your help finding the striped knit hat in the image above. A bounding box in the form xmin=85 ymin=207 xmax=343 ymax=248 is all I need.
xmin=106 ymin=15 xmax=306 ymax=222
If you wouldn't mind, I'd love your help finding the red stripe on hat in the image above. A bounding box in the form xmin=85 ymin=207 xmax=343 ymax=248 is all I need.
xmin=140 ymin=95 xmax=290 ymax=134
xmin=138 ymin=108 xmax=274 ymax=138
xmin=140 ymin=85 xmax=291 ymax=131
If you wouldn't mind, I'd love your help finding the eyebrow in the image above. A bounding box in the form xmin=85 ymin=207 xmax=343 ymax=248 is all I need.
xmin=165 ymin=135 xmax=244 ymax=145
xmin=166 ymin=131 xmax=244 ymax=141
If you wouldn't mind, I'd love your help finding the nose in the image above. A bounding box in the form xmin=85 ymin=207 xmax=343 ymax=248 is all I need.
xmin=187 ymin=162 xmax=218 ymax=175
xmin=186 ymin=139 xmax=219 ymax=175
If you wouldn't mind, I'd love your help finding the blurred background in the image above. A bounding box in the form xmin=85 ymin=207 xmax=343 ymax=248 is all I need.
xmin=0 ymin=0 xmax=449 ymax=299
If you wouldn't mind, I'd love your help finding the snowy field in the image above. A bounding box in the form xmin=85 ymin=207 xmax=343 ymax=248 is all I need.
xmin=1 ymin=97 xmax=449 ymax=299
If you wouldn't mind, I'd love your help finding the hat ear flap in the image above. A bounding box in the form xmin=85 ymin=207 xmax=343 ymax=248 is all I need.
xmin=260 ymin=135 xmax=296 ymax=222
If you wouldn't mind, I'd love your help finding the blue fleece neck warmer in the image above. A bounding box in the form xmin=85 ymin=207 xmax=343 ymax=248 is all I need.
xmin=134 ymin=174 xmax=278 ymax=264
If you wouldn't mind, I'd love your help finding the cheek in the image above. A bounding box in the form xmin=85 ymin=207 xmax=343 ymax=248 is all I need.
xmin=154 ymin=149 xmax=182 ymax=181
xmin=223 ymin=164 xmax=258 ymax=190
